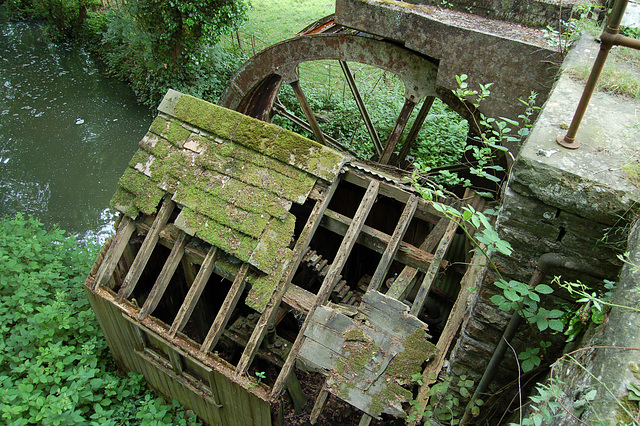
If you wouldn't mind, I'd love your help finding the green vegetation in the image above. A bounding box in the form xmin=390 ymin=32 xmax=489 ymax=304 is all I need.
xmin=235 ymin=0 xmax=334 ymax=50
xmin=0 ymin=214 xmax=199 ymax=425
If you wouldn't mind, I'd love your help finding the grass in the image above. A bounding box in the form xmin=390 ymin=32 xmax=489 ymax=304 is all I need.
xmin=233 ymin=0 xmax=334 ymax=52
xmin=566 ymin=45 xmax=640 ymax=100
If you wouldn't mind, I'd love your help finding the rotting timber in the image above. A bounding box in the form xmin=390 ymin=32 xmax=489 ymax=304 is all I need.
xmin=85 ymin=90 xmax=489 ymax=425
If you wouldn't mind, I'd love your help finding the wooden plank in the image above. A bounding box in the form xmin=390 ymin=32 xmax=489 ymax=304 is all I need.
xmin=116 ymin=199 xmax=175 ymax=302
xmin=309 ymin=383 xmax=330 ymax=424
xmin=418 ymin=250 xmax=487 ymax=400
xmin=385 ymin=216 xmax=451 ymax=300
xmin=282 ymin=283 xmax=315 ymax=313
xmin=233 ymin=177 xmax=342 ymax=379
xmin=358 ymin=414 xmax=373 ymax=426
xmin=169 ymin=248 xmax=219 ymax=337
xmin=367 ymin=194 xmax=419 ymax=292
xmin=359 ymin=290 xmax=428 ymax=341
xmin=181 ymin=257 xmax=197 ymax=286
xmin=410 ymin=218 xmax=459 ymax=316
xmin=271 ymin=180 xmax=379 ymax=398
xmin=200 ymin=263 xmax=251 ymax=354
xmin=343 ymin=169 xmax=441 ymax=223
xmin=321 ymin=209 xmax=447 ymax=272
xmin=93 ymin=216 xmax=136 ymax=290
xmin=138 ymin=231 xmax=189 ymax=320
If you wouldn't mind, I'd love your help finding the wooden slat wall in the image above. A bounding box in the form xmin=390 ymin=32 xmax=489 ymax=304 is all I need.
xmin=84 ymin=287 xmax=272 ymax=426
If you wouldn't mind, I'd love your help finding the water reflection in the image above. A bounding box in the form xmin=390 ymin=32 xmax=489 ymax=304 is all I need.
xmin=0 ymin=21 xmax=153 ymax=243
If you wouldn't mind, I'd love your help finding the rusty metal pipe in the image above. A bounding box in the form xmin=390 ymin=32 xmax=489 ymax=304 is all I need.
xmin=461 ymin=253 xmax=607 ymax=424
xmin=557 ymin=0 xmax=632 ymax=149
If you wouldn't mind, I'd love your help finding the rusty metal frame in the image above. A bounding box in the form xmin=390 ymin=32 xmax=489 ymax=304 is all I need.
xmin=557 ymin=0 xmax=640 ymax=149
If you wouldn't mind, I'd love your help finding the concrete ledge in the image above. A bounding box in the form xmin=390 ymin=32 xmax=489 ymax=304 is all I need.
xmin=511 ymin=36 xmax=640 ymax=225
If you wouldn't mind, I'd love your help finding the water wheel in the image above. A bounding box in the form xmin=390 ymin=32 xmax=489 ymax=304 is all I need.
xmin=218 ymin=19 xmax=479 ymax=175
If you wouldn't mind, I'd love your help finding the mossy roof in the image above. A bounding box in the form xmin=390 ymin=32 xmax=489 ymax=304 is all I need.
xmin=111 ymin=90 xmax=349 ymax=311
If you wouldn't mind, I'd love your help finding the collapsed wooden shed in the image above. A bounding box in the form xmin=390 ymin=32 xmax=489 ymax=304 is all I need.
xmin=84 ymin=90 xmax=487 ymax=425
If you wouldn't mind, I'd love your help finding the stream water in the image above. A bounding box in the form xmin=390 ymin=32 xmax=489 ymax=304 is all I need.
xmin=0 ymin=21 xmax=153 ymax=242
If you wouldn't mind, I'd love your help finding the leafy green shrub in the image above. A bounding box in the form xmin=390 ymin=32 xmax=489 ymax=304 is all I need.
xmin=0 ymin=214 xmax=199 ymax=425
xmin=96 ymin=6 xmax=247 ymax=107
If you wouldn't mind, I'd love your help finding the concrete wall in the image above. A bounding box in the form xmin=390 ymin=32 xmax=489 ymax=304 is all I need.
xmin=446 ymin=35 xmax=640 ymax=422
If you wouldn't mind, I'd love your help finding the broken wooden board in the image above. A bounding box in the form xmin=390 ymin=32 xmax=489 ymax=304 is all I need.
xmin=298 ymin=290 xmax=438 ymax=419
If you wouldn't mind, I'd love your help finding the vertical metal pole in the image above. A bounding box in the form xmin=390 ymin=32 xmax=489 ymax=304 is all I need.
xmin=557 ymin=0 xmax=629 ymax=149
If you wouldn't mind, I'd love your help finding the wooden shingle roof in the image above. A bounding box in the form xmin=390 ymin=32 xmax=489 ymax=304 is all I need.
xmin=110 ymin=89 xmax=349 ymax=310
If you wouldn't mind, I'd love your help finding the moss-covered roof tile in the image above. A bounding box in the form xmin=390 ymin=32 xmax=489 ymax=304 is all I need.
xmin=111 ymin=88 xmax=349 ymax=282
xmin=117 ymin=168 xmax=164 ymax=216
xmin=197 ymin=140 xmax=315 ymax=204
xmin=162 ymin=90 xmax=349 ymax=182
xmin=172 ymin=184 xmax=269 ymax=239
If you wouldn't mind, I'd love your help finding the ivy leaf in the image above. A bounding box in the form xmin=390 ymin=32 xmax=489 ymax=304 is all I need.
xmin=535 ymin=284 xmax=554 ymax=295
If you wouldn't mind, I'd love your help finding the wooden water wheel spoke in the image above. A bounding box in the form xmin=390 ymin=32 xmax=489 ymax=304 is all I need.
xmin=397 ymin=95 xmax=436 ymax=163
xmin=379 ymin=98 xmax=416 ymax=164
xmin=289 ymin=80 xmax=328 ymax=146
xmin=339 ymin=60 xmax=383 ymax=156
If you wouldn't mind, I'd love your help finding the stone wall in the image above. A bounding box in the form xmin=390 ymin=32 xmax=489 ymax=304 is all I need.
xmin=445 ymin=35 xmax=640 ymax=422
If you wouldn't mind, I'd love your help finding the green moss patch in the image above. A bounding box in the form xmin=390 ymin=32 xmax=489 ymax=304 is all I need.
xmin=117 ymin=168 xmax=164 ymax=215
xmin=110 ymin=187 xmax=139 ymax=219
xmin=248 ymin=215 xmax=295 ymax=273
xmin=387 ymin=328 xmax=437 ymax=385
xmin=172 ymin=184 xmax=270 ymax=239
xmin=173 ymin=93 xmax=242 ymax=140
xmin=197 ymin=142 xmax=316 ymax=204
xmin=176 ymin=208 xmax=258 ymax=263
xmin=245 ymin=258 xmax=289 ymax=312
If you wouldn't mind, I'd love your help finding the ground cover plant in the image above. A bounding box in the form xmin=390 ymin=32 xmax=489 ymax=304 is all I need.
xmin=0 ymin=214 xmax=199 ymax=425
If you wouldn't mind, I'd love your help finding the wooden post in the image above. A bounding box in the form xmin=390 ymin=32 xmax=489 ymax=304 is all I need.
xmin=138 ymin=231 xmax=189 ymax=320
xmin=200 ymin=263 xmax=251 ymax=354
xmin=386 ymin=217 xmax=450 ymax=300
xmin=410 ymin=218 xmax=459 ymax=317
xmin=309 ymin=383 xmax=330 ymax=424
xmin=367 ymin=194 xmax=418 ymax=292
xmin=271 ymin=180 xmax=379 ymax=398
xmin=169 ymin=248 xmax=219 ymax=338
xmin=116 ymin=199 xmax=175 ymax=302
xmin=93 ymin=216 xmax=135 ymax=290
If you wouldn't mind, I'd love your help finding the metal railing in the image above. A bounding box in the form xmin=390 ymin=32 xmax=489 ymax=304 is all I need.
xmin=557 ymin=0 xmax=640 ymax=149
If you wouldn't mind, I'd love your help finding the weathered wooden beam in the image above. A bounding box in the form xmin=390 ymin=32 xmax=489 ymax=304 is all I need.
xmin=169 ymin=248 xmax=219 ymax=338
xmin=200 ymin=263 xmax=251 ymax=354
xmin=116 ymin=199 xmax=175 ymax=302
xmin=282 ymin=283 xmax=315 ymax=314
xmin=309 ymin=383 xmax=330 ymax=424
xmin=358 ymin=413 xmax=373 ymax=426
xmin=367 ymin=194 xmax=419 ymax=292
xmin=414 ymin=249 xmax=488 ymax=423
xmin=138 ymin=231 xmax=189 ymax=321
xmin=271 ymin=180 xmax=379 ymax=398
xmin=233 ymin=177 xmax=342 ymax=380
xmin=410 ymin=218 xmax=459 ymax=317
xmin=321 ymin=209 xmax=446 ymax=272
xmin=343 ymin=168 xmax=442 ymax=223
xmin=386 ymin=216 xmax=451 ymax=300
xmin=93 ymin=216 xmax=136 ymax=290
